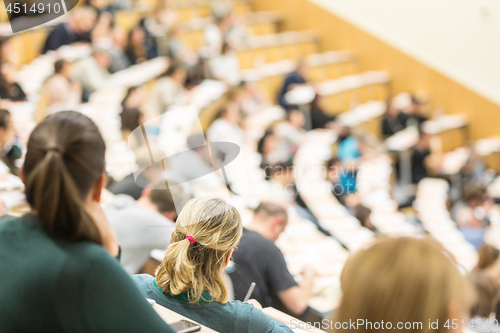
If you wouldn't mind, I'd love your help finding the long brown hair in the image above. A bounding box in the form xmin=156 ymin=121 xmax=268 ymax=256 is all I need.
xmin=156 ymin=197 xmax=242 ymax=304
xmin=23 ymin=111 xmax=105 ymax=245
xmin=330 ymin=237 xmax=473 ymax=333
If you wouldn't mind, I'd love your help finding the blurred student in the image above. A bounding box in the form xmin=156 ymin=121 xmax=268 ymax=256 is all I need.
xmin=236 ymin=81 xmax=267 ymax=115
xmin=0 ymin=37 xmax=20 ymax=68
xmin=108 ymin=28 xmax=132 ymax=73
xmin=133 ymin=197 xmax=293 ymax=333
xmin=469 ymin=271 xmax=499 ymax=331
xmin=42 ymin=60 xmax=81 ymax=110
xmin=126 ymin=25 xmax=155 ymax=65
xmin=353 ymin=204 xmax=376 ymax=233
xmin=456 ymin=186 xmax=493 ymax=250
xmin=73 ymin=49 xmax=111 ymax=95
xmin=277 ymin=61 xmax=308 ymax=109
xmin=204 ymin=15 xmax=230 ymax=56
xmin=275 ymin=108 xmax=306 ymax=160
xmin=405 ymin=95 xmax=428 ymax=126
xmin=257 ymin=130 xmax=288 ymax=180
xmin=325 ymin=157 xmax=352 ymax=206
xmin=309 ymin=94 xmax=336 ymax=130
xmin=148 ymin=64 xmax=188 ymax=116
xmin=167 ymin=27 xmax=199 ymax=66
xmin=0 ymin=62 xmax=26 ymax=101
xmin=0 ymin=109 xmax=20 ymax=175
xmin=121 ymin=85 xmax=147 ymax=110
xmin=475 ymin=244 xmax=500 ymax=284
xmin=120 ymin=107 xmax=144 ymax=152
xmin=207 ymin=104 xmax=244 ymax=147
xmin=230 ymin=202 xmax=315 ymax=316
xmin=105 ymin=186 xmax=187 ymax=275
xmin=328 ymin=237 xmax=472 ymax=333
xmin=209 ymin=42 xmax=241 ymax=86
xmin=381 ymin=98 xmax=407 ymax=137
xmin=43 ymin=7 xmax=97 ymax=53
xmin=0 ymin=111 xmax=175 ymax=332
xmin=456 ymin=186 xmax=492 ymax=229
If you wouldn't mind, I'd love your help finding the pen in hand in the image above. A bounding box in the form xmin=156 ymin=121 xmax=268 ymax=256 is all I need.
xmin=243 ymin=282 xmax=256 ymax=302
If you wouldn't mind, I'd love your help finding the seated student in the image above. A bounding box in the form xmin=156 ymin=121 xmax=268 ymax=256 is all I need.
xmin=456 ymin=186 xmax=492 ymax=229
xmin=230 ymin=202 xmax=315 ymax=316
xmin=121 ymin=85 xmax=147 ymax=110
xmin=125 ymin=25 xmax=156 ymax=65
xmin=42 ymin=59 xmax=81 ymax=111
xmin=381 ymin=98 xmax=408 ymax=137
xmin=207 ymin=103 xmax=245 ymax=147
xmin=0 ymin=61 xmax=26 ymax=101
xmin=147 ymin=64 xmax=188 ymax=116
xmin=275 ymin=109 xmax=306 ymax=160
xmin=0 ymin=111 xmax=175 ymax=332
xmin=119 ymin=107 xmax=144 ymax=152
xmin=133 ymin=197 xmax=293 ymax=333
xmin=42 ymin=7 xmax=96 ymax=53
xmin=257 ymin=131 xmax=289 ymax=180
xmin=328 ymin=237 xmax=472 ymax=333
xmin=309 ymin=94 xmax=336 ymax=130
xmin=405 ymin=95 xmax=428 ymax=126
xmin=105 ymin=185 xmax=187 ymax=275
xmin=475 ymin=244 xmax=500 ymax=284
xmin=209 ymin=42 xmax=241 ymax=86
xmin=108 ymin=28 xmax=132 ymax=73
xmin=325 ymin=157 xmax=353 ymax=206
xmin=0 ymin=109 xmax=20 ymax=175
xmin=469 ymin=271 xmax=499 ymax=332
xmin=73 ymin=49 xmax=111 ymax=95
xmin=277 ymin=61 xmax=308 ymax=109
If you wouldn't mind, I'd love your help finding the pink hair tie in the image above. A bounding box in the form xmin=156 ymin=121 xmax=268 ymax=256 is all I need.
xmin=185 ymin=235 xmax=196 ymax=244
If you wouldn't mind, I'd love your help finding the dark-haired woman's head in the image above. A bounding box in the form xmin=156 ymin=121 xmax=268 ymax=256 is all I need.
xmin=0 ymin=109 xmax=14 ymax=149
xmin=257 ymin=130 xmax=277 ymax=156
xmin=22 ymin=111 xmax=106 ymax=244
xmin=120 ymin=107 xmax=143 ymax=133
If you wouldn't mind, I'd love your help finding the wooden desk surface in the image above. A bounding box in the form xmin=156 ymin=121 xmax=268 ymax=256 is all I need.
xmin=152 ymin=303 xmax=219 ymax=333
xmin=262 ymin=307 xmax=328 ymax=333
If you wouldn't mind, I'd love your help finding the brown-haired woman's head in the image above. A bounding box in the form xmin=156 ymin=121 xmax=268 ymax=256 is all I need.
xmin=22 ymin=111 xmax=106 ymax=245
xmin=155 ymin=197 xmax=242 ymax=304
xmin=476 ymin=244 xmax=500 ymax=271
xmin=330 ymin=237 xmax=473 ymax=333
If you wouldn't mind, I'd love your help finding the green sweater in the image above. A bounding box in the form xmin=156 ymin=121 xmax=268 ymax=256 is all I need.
xmin=0 ymin=214 xmax=175 ymax=333
xmin=133 ymin=274 xmax=294 ymax=333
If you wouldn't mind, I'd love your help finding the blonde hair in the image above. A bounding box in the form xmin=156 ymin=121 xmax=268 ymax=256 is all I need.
xmin=330 ymin=237 xmax=473 ymax=333
xmin=155 ymin=197 xmax=242 ymax=304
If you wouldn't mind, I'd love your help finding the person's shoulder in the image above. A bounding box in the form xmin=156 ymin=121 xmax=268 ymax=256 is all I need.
xmin=49 ymin=23 xmax=66 ymax=34
xmin=0 ymin=213 xmax=46 ymax=237
xmin=132 ymin=274 xmax=155 ymax=289
xmin=61 ymin=239 xmax=114 ymax=267
xmin=0 ymin=214 xmax=23 ymax=230
xmin=241 ymin=229 xmax=278 ymax=251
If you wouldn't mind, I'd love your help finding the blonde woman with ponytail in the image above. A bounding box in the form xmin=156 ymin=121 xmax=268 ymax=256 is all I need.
xmin=0 ymin=111 xmax=176 ymax=333
xmin=134 ymin=196 xmax=293 ymax=333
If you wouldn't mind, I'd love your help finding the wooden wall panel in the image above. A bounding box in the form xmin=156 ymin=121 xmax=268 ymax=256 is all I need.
xmin=254 ymin=0 xmax=500 ymax=141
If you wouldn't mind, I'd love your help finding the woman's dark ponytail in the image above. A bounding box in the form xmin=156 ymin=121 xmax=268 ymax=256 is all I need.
xmin=23 ymin=112 xmax=106 ymax=244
